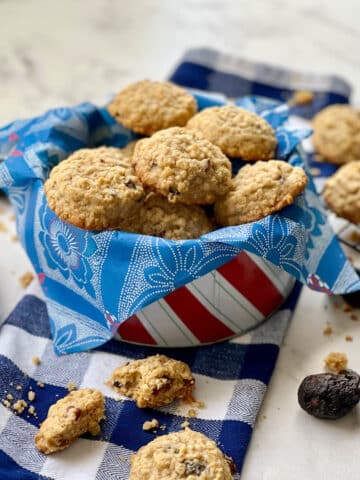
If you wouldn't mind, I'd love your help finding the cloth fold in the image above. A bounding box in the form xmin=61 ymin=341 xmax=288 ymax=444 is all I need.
xmin=0 ymin=49 xmax=353 ymax=478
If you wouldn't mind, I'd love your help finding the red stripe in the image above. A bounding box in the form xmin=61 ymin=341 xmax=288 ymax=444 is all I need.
xmin=217 ymin=252 xmax=284 ymax=317
xmin=118 ymin=315 xmax=157 ymax=345
xmin=164 ymin=287 xmax=235 ymax=343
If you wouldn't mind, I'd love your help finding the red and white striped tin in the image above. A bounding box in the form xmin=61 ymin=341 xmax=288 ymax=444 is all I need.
xmin=116 ymin=251 xmax=295 ymax=347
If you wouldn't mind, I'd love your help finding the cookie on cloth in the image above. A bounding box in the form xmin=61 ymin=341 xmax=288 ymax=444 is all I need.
xmin=138 ymin=194 xmax=213 ymax=240
xmin=215 ymin=160 xmax=308 ymax=226
xmin=108 ymin=80 xmax=198 ymax=135
xmin=323 ymin=161 xmax=360 ymax=224
xmin=312 ymin=104 xmax=360 ymax=164
xmin=108 ymin=354 xmax=195 ymax=408
xmin=44 ymin=146 xmax=144 ymax=231
xmin=35 ymin=389 xmax=105 ymax=454
xmin=129 ymin=429 xmax=235 ymax=480
xmin=132 ymin=127 xmax=232 ymax=204
xmin=187 ymin=105 xmax=277 ymax=160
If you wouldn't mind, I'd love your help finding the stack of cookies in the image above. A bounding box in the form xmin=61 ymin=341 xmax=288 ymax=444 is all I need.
xmin=312 ymin=105 xmax=360 ymax=224
xmin=44 ymin=80 xmax=308 ymax=239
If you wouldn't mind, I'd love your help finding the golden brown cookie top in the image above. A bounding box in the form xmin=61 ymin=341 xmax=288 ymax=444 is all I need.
xmin=187 ymin=105 xmax=277 ymax=160
xmin=129 ymin=429 xmax=234 ymax=480
xmin=323 ymin=161 xmax=360 ymax=224
xmin=132 ymin=127 xmax=232 ymax=205
xmin=312 ymin=104 xmax=360 ymax=164
xmin=108 ymin=80 xmax=198 ymax=135
xmin=138 ymin=194 xmax=213 ymax=240
xmin=215 ymin=160 xmax=308 ymax=226
xmin=108 ymin=354 xmax=195 ymax=408
xmin=34 ymin=389 xmax=105 ymax=454
xmin=44 ymin=147 xmax=144 ymax=231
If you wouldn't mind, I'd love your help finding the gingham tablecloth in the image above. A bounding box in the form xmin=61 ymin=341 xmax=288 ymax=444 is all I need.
xmin=0 ymin=48 xmax=351 ymax=479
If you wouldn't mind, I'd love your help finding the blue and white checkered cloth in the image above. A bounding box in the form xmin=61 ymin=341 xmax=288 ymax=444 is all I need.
xmin=0 ymin=48 xmax=352 ymax=479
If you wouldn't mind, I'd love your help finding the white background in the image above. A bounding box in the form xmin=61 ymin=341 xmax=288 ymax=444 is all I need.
xmin=0 ymin=1 xmax=360 ymax=478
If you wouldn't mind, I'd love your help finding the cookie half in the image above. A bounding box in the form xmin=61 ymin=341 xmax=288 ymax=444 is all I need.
xmin=108 ymin=354 xmax=195 ymax=408
xmin=108 ymin=80 xmax=198 ymax=135
xmin=133 ymin=127 xmax=232 ymax=204
xmin=323 ymin=161 xmax=360 ymax=223
xmin=35 ymin=389 xmax=104 ymax=454
xmin=129 ymin=429 xmax=234 ymax=480
xmin=44 ymin=147 xmax=144 ymax=230
xmin=138 ymin=194 xmax=213 ymax=240
xmin=312 ymin=105 xmax=360 ymax=164
xmin=187 ymin=105 xmax=277 ymax=160
xmin=215 ymin=160 xmax=308 ymax=225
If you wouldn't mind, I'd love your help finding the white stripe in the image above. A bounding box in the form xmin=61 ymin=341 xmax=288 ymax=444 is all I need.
xmin=0 ymin=324 xmax=48 ymax=377
xmin=40 ymin=437 xmax=108 ymax=480
xmin=247 ymin=252 xmax=295 ymax=296
xmin=136 ymin=298 xmax=198 ymax=346
xmin=0 ymin=403 xmax=11 ymax=432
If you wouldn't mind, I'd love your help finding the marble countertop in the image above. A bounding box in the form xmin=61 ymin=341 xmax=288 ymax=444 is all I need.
xmin=1 ymin=1 xmax=360 ymax=478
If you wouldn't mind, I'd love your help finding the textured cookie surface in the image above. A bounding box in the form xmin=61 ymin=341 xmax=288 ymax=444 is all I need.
xmin=35 ymin=389 xmax=104 ymax=454
xmin=215 ymin=160 xmax=308 ymax=225
xmin=108 ymin=354 xmax=195 ymax=408
xmin=130 ymin=429 xmax=234 ymax=480
xmin=312 ymin=105 xmax=360 ymax=164
xmin=323 ymin=161 xmax=360 ymax=223
xmin=138 ymin=194 xmax=213 ymax=240
xmin=108 ymin=80 xmax=197 ymax=135
xmin=133 ymin=127 xmax=232 ymax=204
xmin=187 ymin=105 xmax=277 ymax=160
xmin=44 ymin=147 xmax=144 ymax=230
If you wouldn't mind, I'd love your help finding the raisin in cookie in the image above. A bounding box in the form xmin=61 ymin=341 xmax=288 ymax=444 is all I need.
xmin=138 ymin=194 xmax=213 ymax=240
xmin=312 ymin=105 xmax=360 ymax=164
xmin=108 ymin=354 xmax=195 ymax=408
xmin=187 ymin=105 xmax=277 ymax=160
xmin=323 ymin=161 xmax=360 ymax=224
xmin=129 ymin=429 xmax=234 ymax=480
xmin=215 ymin=160 xmax=308 ymax=226
xmin=133 ymin=127 xmax=232 ymax=204
xmin=44 ymin=146 xmax=144 ymax=230
xmin=35 ymin=389 xmax=104 ymax=454
xmin=108 ymin=80 xmax=197 ymax=135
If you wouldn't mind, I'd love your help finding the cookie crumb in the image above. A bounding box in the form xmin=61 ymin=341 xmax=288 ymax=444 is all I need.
xmin=2 ymin=399 xmax=11 ymax=408
xmin=187 ymin=408 xmax=197 ymax=418
xmin=28 ymin=391 xmax=36 ymax=402
xmin=6 ymin=393 xmax=13 ymax=401
xmin=32 ymin=356 xmax=41 ymax=366
xmin=343 ymin=303 xmax=353 ymax=313
xmin=323 ymin=323 xmax=333 ymax=335
xmin=19 ymin=271 xmax=34 ymax=288
xmin=345 ymin=335 xmax=353 ymax=342
xmin=37 ymin=382 xmax=44 ymax=388
xmin=349 ymin=231 xmax=360 ymax=243
xmin=181 ymin=420 xmax=190 ymax=429
xmin=11 ymin=234 xmax=18 ymax=242
xmin=9 ymin=213 xmax=15 ymax=221
xmin=13 ymin=399 xmax=27 ymax=414
xmin=142 ymin=418 xmax=159 ymax=432
xmin=350 ymin=314 xmax=358 ymax=321
xmin=289 ymin=90 xmax=315 ymax=106
xmin=67 ymin=382 xmax=77 ymax=392
xmin=324 ymin=352 xmax=348 ymax=373
xmin=28 ymin=405 xmax=36 ymax=415
xmin=15 ymin=385 xmax=22 ymax=391
xmin=309 ymin=167 xmax=321 ymax=177
xmin=160 ymin=424 xmax=167 ymax=431
xmin=0 ymin=222 xmax=7 ymax=232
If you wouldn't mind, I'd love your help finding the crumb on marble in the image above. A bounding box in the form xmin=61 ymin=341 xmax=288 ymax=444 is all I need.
xmin=0 ymin=222 xmax=8 ymax=232
xmin=324 ymin=352 xmax=348 ymax=373
xmin=350 ymin=314 xmax=358 ymax=321
xmin=323 ymin=323 xmax=333 ymax=335
xmin=11 ymin=234 xmax=19 ymax=242
xmin=32 ymin=356 xmax=41 ymax=366
xmin=349 ymin=230 xmax=360 ymax=244
xmin=19 ymin=271 xmax=34 ymax=288
xmin=345 ymin=335 xmax=353 ymax=342
xmin=343 ymin=303 xmax=353 ymax=313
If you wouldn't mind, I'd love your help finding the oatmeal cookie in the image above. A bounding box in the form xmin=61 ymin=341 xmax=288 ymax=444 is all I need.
xmin=108 ymin=354 xmax=195 ymax=408
xmin=133 ymin=127 xmax=232 ymax=204
xmin=215 ymin=160 xmax=308 ymax=226
xmin=138 ymin=194 xmax=212 ymax=240
xmin=120 ymin=140 xmax=139 ymax=162
xmin=108 ymin=80 xmax=197 ymax=135
xmin=312 ymin=105 xmax=360 ymax=164
xmin=129 ymin=429 xmax=234 ymax=480
xmin=187 ymin=105 xmax=277 ymax=160
xmin=34 ymin=389 xmax=104 ymax=454
xmin=44 ymin=146 xmax=144 ymax=230
xmin=323 ymin=161 xmax=360 ymax=223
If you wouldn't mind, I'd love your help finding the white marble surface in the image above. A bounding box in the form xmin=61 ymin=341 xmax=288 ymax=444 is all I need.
xmin=1 ymin=1 xmax=360 ymax=478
